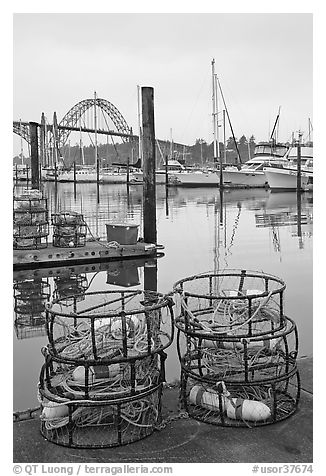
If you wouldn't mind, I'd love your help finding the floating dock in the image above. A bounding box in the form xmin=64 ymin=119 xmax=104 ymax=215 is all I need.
xmin=13 ymin=241 xmax=162 ymax=270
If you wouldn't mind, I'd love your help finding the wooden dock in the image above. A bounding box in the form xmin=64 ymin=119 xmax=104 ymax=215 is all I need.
xmin=13 ymin=241 xmax=162 ymax=270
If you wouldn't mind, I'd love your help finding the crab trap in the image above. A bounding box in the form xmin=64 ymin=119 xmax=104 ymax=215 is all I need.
xmin=45 ymin=290 xmax=174 ymax=363
xmin=173 ymin=269 xmax=287 ymax=338
xmin=14 ymin=278 xmax=51 ymax=319
xmin=173 ymin=270 xmax=301 ymax=426
xmin=176 ymin=315 xmax=299 ymax=383
xmin=51 ymin=212 xmax=87 ymax=248
xmin=39 ymin=376 xmax=163 ymax=448
xmin=53 ymin=273 xmax=88 ymax=302
xmin=14 ymin=318 xmax=47 ymax=340
xmin=39 ymin=350 xmax=166 ymax=402
xmin=38 ymin=287 xmax=173 ymax=448
xmin=13 ymin=192 xmax=49 ymax=249
xmin=180 ymin=367 xmax=300 ymax=427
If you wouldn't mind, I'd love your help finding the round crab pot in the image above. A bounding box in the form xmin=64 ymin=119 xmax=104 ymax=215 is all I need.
xmin=45 ymin=290 xmax=174 ymax=363
xmin=39 ymin=381 xmax=164 ymax=448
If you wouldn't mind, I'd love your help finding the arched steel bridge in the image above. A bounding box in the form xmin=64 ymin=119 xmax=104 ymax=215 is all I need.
xmin=13 ymin=98 xmax=134 ymax=147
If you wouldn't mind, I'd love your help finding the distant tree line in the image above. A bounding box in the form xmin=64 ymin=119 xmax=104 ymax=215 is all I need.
xmin=13 ymin=135 xmax=259 ymax=167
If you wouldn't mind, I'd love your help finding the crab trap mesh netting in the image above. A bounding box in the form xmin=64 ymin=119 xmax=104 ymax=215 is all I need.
xmin=173 ymin=270 xmax=301 ymax=426
xmin=176 ymin=315 xmax=298 ymax=383
xmin=173 ymin=269 xmax=287 ymax=338
xmin=53 ymin=273 xmax=88 ymax=302
xmin=14 ymin=278 xmax=50 ymax=318
xmin=180 ymin=368 xmax=300 ymax=427
xmin=40 ymin=351 xmax=166 ymax=401
xmin=13 ymin=192 xmax=49 ymax=249
xmin=45 ymin=290 xmax=174 ymax=363
xmin=39 ymin=380 xmax=163 ymax=448
xmin=51 ymin=211 xmax=87 ymax=248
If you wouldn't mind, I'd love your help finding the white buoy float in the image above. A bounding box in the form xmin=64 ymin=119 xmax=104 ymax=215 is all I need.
xmin=189 ymin=384 xmax=271 ymax=422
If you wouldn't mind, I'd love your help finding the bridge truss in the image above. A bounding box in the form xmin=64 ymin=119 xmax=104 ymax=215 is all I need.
xmin=13 ymin=98 xmax=133 ymax=148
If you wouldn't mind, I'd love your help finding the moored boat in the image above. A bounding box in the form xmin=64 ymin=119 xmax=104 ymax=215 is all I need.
xmin=169 ymin=167 xmax=219 ymax=187
xmin=263 ymin=144 xmax=313 ymax=191
xmin=222 ymin=141 xmax=289 ymax=188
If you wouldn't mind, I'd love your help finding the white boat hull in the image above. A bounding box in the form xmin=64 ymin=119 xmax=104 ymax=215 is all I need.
xmin=130 ymin=171 xmax=171 ymax=185
xmin=56 ymin=171 xmax=99 ymax=182
xmin=171 ymin=171 xmax=219 ymax=187
xmin=264 ymin=167 xmax=311 ymax=191
xmin=101 ymin=173 xmax=130 ymax=184
xmin=45 ymin=170 xmax=131 ymax=184
xmin=222 ymin=170 xmax=268 ymax=187
xmin=131 ymin=170 xmax=219 ymax=187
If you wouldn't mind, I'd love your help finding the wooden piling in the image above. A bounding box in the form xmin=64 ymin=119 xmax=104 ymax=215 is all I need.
xmin=40 ymin=113 xmax=46 ymax=168
xmin=297 ymin=134 xmax=302 ymax=193
xmin=127 ymin=156 xmax=130 ymax=184
xmin=165 ymin=155 xmax=168 ymax=185
xmin=142 ymin=87 xmax=157 ymax=244
xmin=73 ymin=161 xmax=77 ymax=198
xmin=29 ymin=121 xmax=40 ymax=189
xmin=53 ymin=112 xmax=59 ymax=185
xmin=144 ymin=261 xmax=158 ymax=293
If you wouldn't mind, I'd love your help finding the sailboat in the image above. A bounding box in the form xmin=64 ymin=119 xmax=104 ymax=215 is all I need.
xmin=167 ymin=61 xmax=222 ymax=187
xmin=222 ymin=109 xmax=289 ymax=188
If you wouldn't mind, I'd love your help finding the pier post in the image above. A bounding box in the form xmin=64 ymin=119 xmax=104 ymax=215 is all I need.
xmin=40 ymin=113 xmax=46 ymax=168
xmin=165 ymin=155 xmax=168 ymax=185
xmin=53 ymin=112 xmax=58 ymax=185
xmin=144 ymin=261 xmax=158 ymax=293
xmin=142 ymin=87 xmax=157 ymax=244
xmin=73 ymin=161 xmax=77 ymax=199
xmin=296 ymin=133 xmax=302 ymax=193
xmin=29 ymin=121 xmax=40 ymax=189
xmin=127 ymin=156 xmax=130 ymax=184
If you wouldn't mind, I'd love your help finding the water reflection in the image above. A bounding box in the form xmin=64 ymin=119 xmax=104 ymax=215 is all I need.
xmin=13 ymin=182 xmax=312 ymax=410
xmin=14 ymin=277 xmax=50 ymax=340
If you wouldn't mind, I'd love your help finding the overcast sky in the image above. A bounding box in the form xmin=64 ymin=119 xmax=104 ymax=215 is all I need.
xmin=13 ymin=12 xmax=312 ymax=153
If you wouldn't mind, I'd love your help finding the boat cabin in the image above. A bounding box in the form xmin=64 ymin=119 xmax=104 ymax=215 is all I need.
xmin=253 ymin=142 xmax=288 ymax=159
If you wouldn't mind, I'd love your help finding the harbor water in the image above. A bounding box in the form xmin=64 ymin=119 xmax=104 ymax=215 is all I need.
xmin=13 ymin=182 xmax=313 ymax=411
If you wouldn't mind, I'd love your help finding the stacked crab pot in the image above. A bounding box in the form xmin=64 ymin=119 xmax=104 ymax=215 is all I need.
xmin=13 ymin=190 xmax=49 ymax=250
xmin=51 ymin=211 xmax=87 ymax=248
xmin=38 ymin=289 xmax=174 ymax=447
xmin=173 ymin=269 xmax=300 ymax=427
xmin=14 ymin=277 xmax=50 ymax=340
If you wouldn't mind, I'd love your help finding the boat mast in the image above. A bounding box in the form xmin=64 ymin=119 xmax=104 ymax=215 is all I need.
xmin=223 ymin=110 xmax=227 ymax=164
xmin=170 ymin=128 xmax=173 ymax=160
xmin=270 ymin=107 xmax=281 ymax=143
xmin=79 ymin=120 xmax=84 ymax=166
xmin=214 ymin=73 xmax=220 ymax=160
xmin=137 ymin=85 xmax=143 ymax=162
xmin=247 ymin=135 xmax=251 ymax=160
xmin=94 ymin=91 xmax=98 ymax=177
xmin=211 ymin=59 xmax=218 ymax=165
xmin=44 ymin=117 xmax=49 ymax=168
xmin=217 ymin=77 xmax=242 ymax=164
xmin=308 ymin=118 xmax=312 ymax=143
xmin=19 ymin=119 xmax=24 ymax=165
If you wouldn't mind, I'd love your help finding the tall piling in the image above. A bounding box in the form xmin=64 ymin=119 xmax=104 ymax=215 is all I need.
xmin=297 ymin=133 xmax=302 ymax=193
xmin=53 ymin=112 xmax=58 ymax=185
xmin=40 ymin=113 xmax=46 ymax=168
xmin=142 ymin=87 xmax=157 ymax=244
xmin=144 ymin=261 xmax=158 ymax=293
xmin=29 ymin=121 xmax=40 ymax=189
